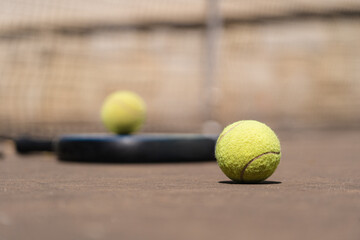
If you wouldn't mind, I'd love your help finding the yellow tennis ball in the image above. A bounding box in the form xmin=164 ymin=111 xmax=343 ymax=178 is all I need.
xmin=215 ymin=120 xmax=281 ymax=183
xmin=101 ymin=91 xmax=146 ymax=134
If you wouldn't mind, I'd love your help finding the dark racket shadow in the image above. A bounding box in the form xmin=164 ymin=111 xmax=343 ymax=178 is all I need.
xmin=218 ymin=180 xmax=282 ymax=185
xmin=58 ymin=159 xmax=214 ymax=165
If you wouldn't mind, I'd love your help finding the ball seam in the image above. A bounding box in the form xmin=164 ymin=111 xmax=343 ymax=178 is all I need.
xmin=216 ymin=121 xmax=243 ymax=146
xmin=115 ymin=99 xmax=143 ymax=116
xmin=240 ymin=151 xmax=281 ymax=182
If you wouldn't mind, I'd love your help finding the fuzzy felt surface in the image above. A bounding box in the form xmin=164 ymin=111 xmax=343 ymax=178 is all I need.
xmin=101 ymin=91 xmax=146 ymax=134
xmin=215 ymin=120 xmax=281 ymax=183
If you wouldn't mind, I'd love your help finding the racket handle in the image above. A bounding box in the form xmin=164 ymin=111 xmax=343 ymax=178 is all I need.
xmin=15 ymin=137 xmax=54 ymax=154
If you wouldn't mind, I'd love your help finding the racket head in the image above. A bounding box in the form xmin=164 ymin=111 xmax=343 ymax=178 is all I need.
xmin=56 ymin=134 xmax=218 ymax=163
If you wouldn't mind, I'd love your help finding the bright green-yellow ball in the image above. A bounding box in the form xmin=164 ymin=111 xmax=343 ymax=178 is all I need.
xmin=215 ymin=120 xmax=281 ymax=183
xmin=101 ymin=91 xmax=146 ymax=134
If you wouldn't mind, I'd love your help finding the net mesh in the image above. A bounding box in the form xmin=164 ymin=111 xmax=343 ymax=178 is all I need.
xmin=1 ymin=0 xmax=360 ymax=138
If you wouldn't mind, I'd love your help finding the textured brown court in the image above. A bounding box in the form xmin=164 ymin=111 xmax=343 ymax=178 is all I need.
xmin=0 ymin=130 xmax=359 ymax=240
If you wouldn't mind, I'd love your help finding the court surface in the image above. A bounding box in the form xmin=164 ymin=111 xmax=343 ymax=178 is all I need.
xmin=0 ymin=130 xmax=359 ymax=240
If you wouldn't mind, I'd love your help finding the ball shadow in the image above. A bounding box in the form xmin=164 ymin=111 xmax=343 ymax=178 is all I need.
xmin=218 ymin=180 xmax=282 ymax=185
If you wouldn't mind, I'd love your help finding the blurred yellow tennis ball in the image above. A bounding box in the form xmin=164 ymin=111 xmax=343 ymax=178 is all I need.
xmin=215 ymin=120 xmax=281 ymax=183
xmin=101 ymin=91 xmax=146 ymax=134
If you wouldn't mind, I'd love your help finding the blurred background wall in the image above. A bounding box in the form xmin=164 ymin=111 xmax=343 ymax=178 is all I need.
xmin=0 ymin=0 xmax=360 ymax=137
